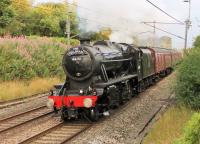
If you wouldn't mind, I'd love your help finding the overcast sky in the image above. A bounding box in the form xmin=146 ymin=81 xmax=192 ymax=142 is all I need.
xmin=34 ymin=0 xmax=200 ymax=48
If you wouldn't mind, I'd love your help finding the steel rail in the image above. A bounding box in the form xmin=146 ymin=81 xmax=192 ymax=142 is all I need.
xmin=0 ymin=106 xmax=53 ymax=133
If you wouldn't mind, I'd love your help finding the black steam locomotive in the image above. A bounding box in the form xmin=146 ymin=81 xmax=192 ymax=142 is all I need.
xmin=47 ymin=40 xmax=180 ymax=121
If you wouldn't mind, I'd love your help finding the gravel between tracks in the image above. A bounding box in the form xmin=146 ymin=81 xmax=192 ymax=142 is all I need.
xmin=68 ymin=73 xmax=175 ymax=144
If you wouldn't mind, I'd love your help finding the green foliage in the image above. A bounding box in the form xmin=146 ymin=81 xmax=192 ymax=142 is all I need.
xmin=0 ymin=38 xmax=66 ymax=81
xmin=9 ymin=0 xmax=31 ymax=35
xmin=27 ymin=36 xmax=80 ymax=46
xmin=25 ymin=2 xmax=78 ymax=37
xmin=85 ymin=28 xmax=112 ymax=41
xmin=0 ymin=1 xmax=79 ymax=37
xmin=175 ymin=48 xmax=200 ymax=109
xmin=0 ymin=0 xmax=15 ymax=30
xmin=193 ymin=35 xmax=200 ymax=48
xmin=174 ymin=113 xmax=200 ymax=144
xmin=0 ymin=45 xmax=35 ymax=81
xmin=90 ymin=32 xmax=105 ymax=41
xmin=51 ymin=37 xmax=80 ymax=46
xmin=143 ymin=106 xmax=194 ymax=144
xmin=30 ymin=3 xmax=66 ymax=36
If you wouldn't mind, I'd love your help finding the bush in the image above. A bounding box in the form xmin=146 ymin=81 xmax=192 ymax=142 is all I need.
xmin=51 ymin=37 xmax=80 ymax=46
xmin=175 ymin=48 xmax=200 ymax=109
xmin=28 ymin=36 xmax=80 ymax=47
xmin=193 ymin=35 xmax=200 ymax=48
xmin=0 ymin=45 xmax=35 ymax=81
xmin=174 ymin=113 xmax=200 ymax=144
xmin=0 ymin=37 xmax=66 ymax=81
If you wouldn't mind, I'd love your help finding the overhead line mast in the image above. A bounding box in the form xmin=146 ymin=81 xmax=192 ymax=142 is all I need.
xmin=65 ymin=0 xmax=71 ymax=48
xmin=183 ymin=0 xmax=192 ymax=51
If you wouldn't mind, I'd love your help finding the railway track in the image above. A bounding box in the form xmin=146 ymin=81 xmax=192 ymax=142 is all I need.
xmin=0 ymin=105 xmax=53 ymax=133
xmin=20 ymin=122 xmax=92 ymax=144
xmin=0 ymin=92 xmax=49 ymax=109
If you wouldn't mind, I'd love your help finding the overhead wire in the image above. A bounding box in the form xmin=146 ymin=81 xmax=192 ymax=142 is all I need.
xmin=145 ymin=0 xmax=184 ymax=24
xmin=144 ymin=23 xmax=185 ymax=40
xmin=142 ymin=21 xmax=184 ymax=25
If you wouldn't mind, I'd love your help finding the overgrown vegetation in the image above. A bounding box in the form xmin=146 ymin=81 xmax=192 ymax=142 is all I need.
xmin=174 ymin=113 xmax=200 ymax=144
xmin=172 ymin=36 xmax=200 ymax=143
xmin=0 ymin=37 xmax=67 ymax=81
xmin=193 ymin=35 xmax=200 ymax=48
xmin=0 ymin=0 xmax=15 ymax=30
xmin=0 ymin=0 xmax=85 ymax=101
xmin=0 ymin=37 xmax=68 ymax=101
xmin=143 ymin=106 xmax=194 ymax=144
xmin=175 ymin=45 xmax=200 ymax=109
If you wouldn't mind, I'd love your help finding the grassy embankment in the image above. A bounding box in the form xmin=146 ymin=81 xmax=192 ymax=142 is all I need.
xmin=0 ymin=78 xmax=60 ymax=101
xmin=143 ymin=106 xmax=194 ymax=144
xmin=0 ymin=36 xmax=75 ymax=101
xmin=143 ymin=48 xmax=200 ymax=144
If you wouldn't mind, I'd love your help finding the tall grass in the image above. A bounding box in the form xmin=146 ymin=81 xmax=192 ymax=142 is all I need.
xmin=0 ymin=77 xmax=61 ymax=101
xmin=143 ymin=106 xmax=194 ymax=144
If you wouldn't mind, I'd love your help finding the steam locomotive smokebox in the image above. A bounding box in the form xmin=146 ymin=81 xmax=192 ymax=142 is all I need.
xmin=62 ymin=46 xmax=95 ymax=81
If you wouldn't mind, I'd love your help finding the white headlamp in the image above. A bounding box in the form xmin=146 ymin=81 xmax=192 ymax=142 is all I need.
xmin=46 ymin=98 xmax=54 ymax=109
xmin=83 ymin=98 xmax=93 ymax=108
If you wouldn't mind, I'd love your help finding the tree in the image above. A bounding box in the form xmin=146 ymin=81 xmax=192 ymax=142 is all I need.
xmin=12 ymin=0 xmax=31 ymax=15
xmin=67 ymin=0 xmax=79 ymax=37
xmin=193 ymin=35 xmax=200 ymax=48
xmin=8 ymin=0 xmax=32 ymax=35
xmin=0 ymin=1 xmax=79 ymax=37
xmin=29 ymin=2 xmax=79 ymax=37
xmin=87 ymin=28 xmax=112 ymax=41
xmin=175 ymin=48 xmax=200 ymax=109
xmin=27 ymin=3 xmax=64 ymax=36
xmin=0 ymin=0 xmax=15 ymax=35
xmin=99 ymin=28 xmax=112 ymax=40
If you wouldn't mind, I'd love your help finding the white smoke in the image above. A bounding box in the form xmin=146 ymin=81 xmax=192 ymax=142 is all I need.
xmin=109 ymin=31 xmax=135 ymax=44
xmin=76 ymin=0 xmax=179 ymax=44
